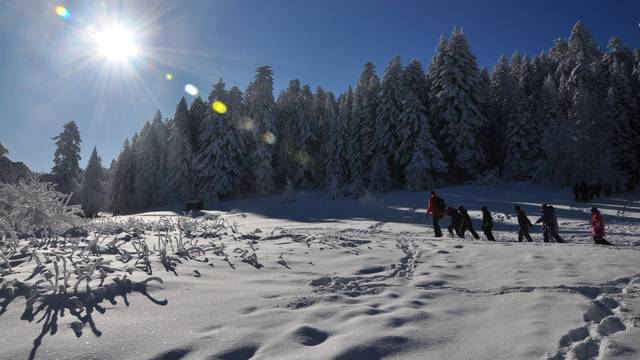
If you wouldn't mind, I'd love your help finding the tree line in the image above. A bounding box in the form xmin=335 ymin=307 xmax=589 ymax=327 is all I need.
xmin=42 ymin=22 xmax=640 ymax=216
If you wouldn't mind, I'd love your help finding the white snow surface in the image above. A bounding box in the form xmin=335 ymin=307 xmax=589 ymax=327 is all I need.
xmin=1 ymin=183 xmax=639 ymax=360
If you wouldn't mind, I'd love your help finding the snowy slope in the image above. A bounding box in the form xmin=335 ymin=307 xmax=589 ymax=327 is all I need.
xmin=1 ymin=183 xmax=639 ymax=360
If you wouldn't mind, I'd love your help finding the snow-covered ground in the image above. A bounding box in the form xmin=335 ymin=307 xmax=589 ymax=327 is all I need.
xmin=1 ymin=183 xmax=639 ymax=360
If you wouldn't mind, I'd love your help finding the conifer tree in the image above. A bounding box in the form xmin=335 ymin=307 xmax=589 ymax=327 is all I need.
xmin=168 ymin=97 xmax=196 ymax=201
xmin=196 ymin=79 xmax=245 ymax=201
xmin=51 ymin=121 xmax=82 ymax=196
xmin=402 ymin=89 xmax=447 ymax=190
xmin=351 ymin=62 xmax=380 ymax=183
xmin=372 ymin=55 xmax=403 ymax=190
xmin=246 ymin=66 xmax=276 ymax=195
xmin=81 ymin=147 xmax=106 ymax=218
xmin=434 ymin=30 xmax=487 ymax=179
xmin=111 ymin=139 xmax=136 ymax=214
xmin=396 ymin=59 xmax=427 ymax=173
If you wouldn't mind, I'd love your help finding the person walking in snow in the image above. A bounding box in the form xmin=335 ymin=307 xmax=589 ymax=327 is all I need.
xmin=426 ymin=191 xmax=445 ymax=237
xmin=446 ymin=206 xmax=463 ymax=238
xmin=514 ymin=206 xmax=534 ymax=242
xmin=459 ymin=206 xmax=480 ymax=239
xmin=591 ymin=207 xmax=612 ymax=245
xmin=481 ymin=206 xmax=496 ymax=241
xmin=548 ymin=205 xmax=565 ymax=243
xmin=536 ymin=204 xmax=565 ymax=243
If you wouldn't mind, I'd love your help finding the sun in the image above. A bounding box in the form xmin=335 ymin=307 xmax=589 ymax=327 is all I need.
xmin=91 ymin=25 xmax=140 ymax=63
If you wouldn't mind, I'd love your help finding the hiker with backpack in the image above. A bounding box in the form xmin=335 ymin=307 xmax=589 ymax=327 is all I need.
xmin=591 ymin=207 xmax=612 ymax=245
xmin=536 ymin=204 xmax=565 ymax=243
xmin=515 ymin=206 xmax=534 ymax=242
xmin=446 ymin=206 xmax=464 ymax=238
xmin=426 ymin=191 xmax=445 ymax=237
xmin=481 ymin=206 xmax=496 ymax=241
xmin=459 ymin=206 xmax=480 ymax=239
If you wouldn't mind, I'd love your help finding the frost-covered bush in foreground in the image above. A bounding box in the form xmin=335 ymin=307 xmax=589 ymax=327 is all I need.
xmin=0 ymin=179 xmax=83 ymax=243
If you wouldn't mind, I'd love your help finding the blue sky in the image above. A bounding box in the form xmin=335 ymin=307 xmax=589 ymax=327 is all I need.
xmin=1 ymin=0 xmax=639 ymax=172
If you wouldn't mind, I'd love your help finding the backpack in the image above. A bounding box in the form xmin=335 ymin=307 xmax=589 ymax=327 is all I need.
xmin=435 ymin=197 xmax=445 ymax=213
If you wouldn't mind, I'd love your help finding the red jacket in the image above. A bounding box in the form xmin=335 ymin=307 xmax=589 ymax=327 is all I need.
xmin=591 ymin=212 xmax=605 ymax=237
xmin=426 ymin=194 xmax=444 ymax=218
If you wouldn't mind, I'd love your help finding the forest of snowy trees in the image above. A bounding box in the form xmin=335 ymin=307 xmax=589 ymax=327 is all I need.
xmin=40 ymin=22 xmax=640 ymax=215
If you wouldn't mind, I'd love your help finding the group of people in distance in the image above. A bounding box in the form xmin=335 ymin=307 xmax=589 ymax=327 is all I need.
xmin=425 ymin=191 xmax=612 ymax=246
xmin=573 ymin=181 xmax=604 ymax=202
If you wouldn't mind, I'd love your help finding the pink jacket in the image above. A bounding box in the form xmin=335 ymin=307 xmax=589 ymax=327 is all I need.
xmin=591 ymin=212 xmax=605 ymax=237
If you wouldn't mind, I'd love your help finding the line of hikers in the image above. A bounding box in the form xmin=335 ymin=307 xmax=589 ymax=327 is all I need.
xmin=425 ymin=191 xmax=611 ymax=246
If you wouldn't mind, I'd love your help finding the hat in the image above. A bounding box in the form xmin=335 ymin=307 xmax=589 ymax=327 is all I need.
xmin=514 ymin=205 xmax=521 ymax=211
xmin=591 ymin=207 xmax=598 ymax=213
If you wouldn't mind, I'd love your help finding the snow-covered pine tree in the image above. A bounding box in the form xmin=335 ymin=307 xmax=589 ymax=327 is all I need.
xmin=133 ymin=111 xmax=169 ymax=209
xmin=110 ymin=139 xmax=136 ymax=214
xmin=567 ymin=81 xmax=601 ymax=182
xmin=168 ymin=97 xmax=196 ymax=202
xmin=293 ymin=85 xmax=315 ymax=188
xmin=51 ymin=121 xmax=82 ymax=197
xmin=371 ymin=55 xmax=403 ymax=191
xmin=351 ymin=62 xmax=380 ymax=183
xmin=324 ymin=91 xmax=344 ymax=192
xmin=484 ymin=54 xmax=514 ymax=172
xmin=274 ymin=79 xmax=301 ymax=183
xmin=246 ymin=66 xmax=276 ymax=196
xmin=81 ymin=147 xmax=106 ymax=218
xmin=188 ymin=96 xmax=207 ymax=154
xmin=396 ymin=59 xmax=428 ymax=174
xmin=434 ymin=29 xmax=488 ymax=180
xmin=403 ymin=89 xmax=447 ymax=191
xmin=227 ymin=85 xmax=252 ymax=193
xmin=196 ymin=79 xmax=244 ymax=201
xmin=368 ymin=154 xmax=392 ymax=193
xmin=282 ymin=177 xmax=295 ymax=204
xmin=333 ymin=87 xmax=353 ymax=186
xmin=606 ymin=61 xmax=640 ymax=180
xmin=536 ymin=75 xmax=570 ymax=182
xmin=311 ymin=86 xmax=332 ymax=187
xmin=327 ymin=173 xmax=340 ymax=200
xmin=0 ymin=142 xmax=7 ymax=158
xmin=504 ymin=55 xmax=543 ymax=179
xmin=503 ymin=85 xmax=538 ymax=180
xmin=426 ymin=35 xmax=448 ymax=135
xmin=562 ymin=22 xmax=602 ymax=118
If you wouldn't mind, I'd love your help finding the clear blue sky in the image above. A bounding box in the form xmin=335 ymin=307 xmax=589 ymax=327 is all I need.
xmin=1 ymin=0 xmax=639 ymax=172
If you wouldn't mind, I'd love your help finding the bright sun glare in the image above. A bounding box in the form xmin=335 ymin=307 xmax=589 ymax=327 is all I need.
xmin=92 ymin=25 xmax=140 ymax=62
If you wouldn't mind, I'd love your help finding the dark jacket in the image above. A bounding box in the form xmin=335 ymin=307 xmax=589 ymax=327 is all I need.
xmin=459 ymin=207 xmax=472 ymax=225
xmin=482 ymin=209 xmax=493 ymax=231
xmin=536 ymin=207 xmax=553 ymax=229
xmin=517 ymin=210 xmax=533 ymax=229
xmin=427 ymin=194 xmax=445 ymax=218
xmin=447 ymin=207 xmax=461 ymax=223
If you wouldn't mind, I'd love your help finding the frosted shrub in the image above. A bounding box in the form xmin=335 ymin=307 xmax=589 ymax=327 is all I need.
xmin=0 ymin=179 xmax=83 ymax=241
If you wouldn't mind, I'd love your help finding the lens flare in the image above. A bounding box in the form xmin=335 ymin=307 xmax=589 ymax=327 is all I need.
xmin=55 ymin=5 xmax=70 ymax=19
xmin=239 ymin=116 xmax=254 ymax=131
xmin=212 ymin=100 xmax=227 ymax=114
xmin=165 ymin=73 xmax=173 ymax=80
xmin=263 ymin=131 xmax=276 ymax=145
xmin=185 ymin=84 xmax=198 ymax=96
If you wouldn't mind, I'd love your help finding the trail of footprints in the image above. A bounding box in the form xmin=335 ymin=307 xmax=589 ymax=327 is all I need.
xmin=546 ymin=274 xmax=640 ymax=360
xmin=309 ymin=235 xmax=420 ymax=297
